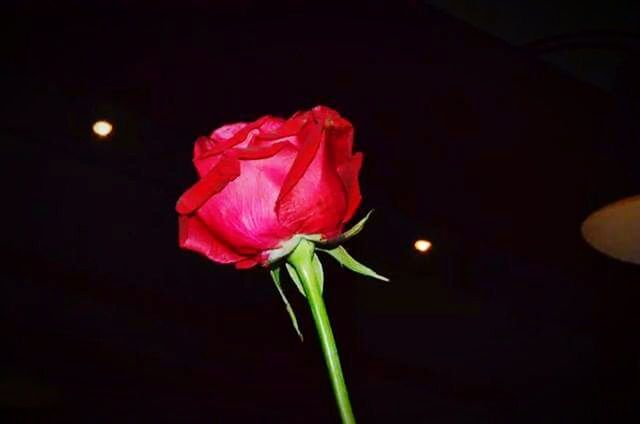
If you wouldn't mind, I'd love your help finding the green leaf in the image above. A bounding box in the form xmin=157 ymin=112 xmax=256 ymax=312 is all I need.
xmin=319 ymin=245 xmax=389 ymax=282
xmin=313 ymin=253 xmax=324 ymax=294
xmin=286 ymin=263 xmax=306 ymax=297
xmin=270 ymin=267 xmax=303 ymax=341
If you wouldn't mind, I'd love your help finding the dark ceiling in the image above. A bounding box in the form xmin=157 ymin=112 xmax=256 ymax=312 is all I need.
xmin=3 ymin=2 xmax=639 ymax=422
xmin=427 ymin=0 xmax=640 ymax=91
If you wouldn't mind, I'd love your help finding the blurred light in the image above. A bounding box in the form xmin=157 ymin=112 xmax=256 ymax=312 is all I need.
xmin=582 ymin=194 xmax=640 ymax=264
xmin=92 ymin=120 xmax=113 ymax=138
xmin=414 ymin=239 xmax=432 ymax=253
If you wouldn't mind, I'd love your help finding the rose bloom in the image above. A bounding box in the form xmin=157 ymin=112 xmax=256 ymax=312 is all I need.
xmin=176 ymin=106 xmax=363 ymax=269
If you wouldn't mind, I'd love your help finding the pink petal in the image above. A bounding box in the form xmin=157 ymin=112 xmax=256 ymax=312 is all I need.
xmin=252 ymin=112 xmax=309 ymax=144
xmin=211 ymin=122 xmax=249 ymax=141
xmin=191 ymin=124 xmax=248 ymax=176
xmin=324 ymin=116 xmax=355 ymax=169
xmin=275 ymin=118 xmax=320 ymax=208
xmin=234 ymin=258 xmax=259 ymax=269
xmin=197 ymin=145 xmax=297 ymax=253
xmin=231 ymin=141 xmax=293 ymax=160
xmin=194 ymin=116 xmax=288 ymax=176
xmin=176 ymin=156 xmax=241 ymax=215
xmin=178 ymin=215 xmax=246 ymax=264
xmin=276 ymin=121 xmax=347 ymax=237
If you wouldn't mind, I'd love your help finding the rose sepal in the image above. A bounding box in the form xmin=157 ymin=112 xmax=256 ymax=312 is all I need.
xmin=266 ymin=210 xmax=374 ymax=267
xmin=317 ymin=245 xmax=389 ymax=282
xmin=314 ymin=210 xmax=374 ymax=248
xmin=270 ymin=266 xmax=304 ymax=341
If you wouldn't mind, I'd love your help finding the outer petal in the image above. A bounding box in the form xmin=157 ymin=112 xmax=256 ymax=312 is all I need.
xmin=276 ymin=118 xmax=348 ymax=237
xmin=211 ymin=122 xmax=249 ymax=142
xmin=194 ymin=116 xmax=288 ymax=176
xmin=320 ymin=108 xmax=362 ymax=223
xmin=231 ymin=141 xmax=293 ymax=160
xmin=324 ymin=113 xmax=355 ymax=169
xmin=234 ymin=258 xmax=259 ymax=269
xmin=337 ymin=152 xmax=363 ymax=223
xmin=197 ymin=145 xmax=298 ymax=254
xmin=178 ymin=215 xmax=246 ymax=264
xmin=275 ymin=118 xmax=320 ymax=208
xmin=252 ymin=111 xmax=310 ymax=145
xmin=192 ymin=136 xmax=223 ymax=177
xmin=255 ymin=116 xmax=286 ymax=135
xmin=176 ymin=156 xmax=241 ymax=215
xmin=192 ymin=123 xmax=247 ymax=177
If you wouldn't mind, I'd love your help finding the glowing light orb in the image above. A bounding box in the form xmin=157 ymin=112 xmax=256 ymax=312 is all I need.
xmin=92 ymin=120 xmax=113 ymax=137
xmin=414 ymin=239 xmax=432 ymax=253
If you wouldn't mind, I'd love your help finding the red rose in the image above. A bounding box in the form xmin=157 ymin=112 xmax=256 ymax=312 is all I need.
xmin=176 ymin=106 xmax=363 ymax=269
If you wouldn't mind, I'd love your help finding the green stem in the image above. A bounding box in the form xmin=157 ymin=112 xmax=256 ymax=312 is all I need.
xmin=288 ymin=239 xmax=356 ymax=424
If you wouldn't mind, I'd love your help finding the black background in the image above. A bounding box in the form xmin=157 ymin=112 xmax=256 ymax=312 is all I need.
xmin=3 ymin=1 xmax=640 ymax=422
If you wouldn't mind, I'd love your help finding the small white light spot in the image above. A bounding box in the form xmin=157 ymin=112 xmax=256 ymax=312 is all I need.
xmin=414 ymin=239 xmax=432 ymax=253
xmin=93 ymin=120 xmax=113 ymax=138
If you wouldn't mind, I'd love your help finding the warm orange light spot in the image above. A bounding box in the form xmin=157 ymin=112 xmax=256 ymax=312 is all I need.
xmin=414 ymin=239 xmax=432 ymax=253
xmin=93 ymin=120 xmax=113 ymax=138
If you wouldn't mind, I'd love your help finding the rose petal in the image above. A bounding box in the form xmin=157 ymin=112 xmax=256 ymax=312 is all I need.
xmin=324 ymin=116 xmax=355 ymax=169
xmin=211 ymin=122 xmax=249 ymax=141
xmin=337 ymin=152 xmax=363 ymax=223
xmin=276 ymin=119 xmax=321 ymax=208
xmin=176 ymin=156 xmax=241 ymax=215
xmin=276 ymin=122 xmax=347 ymax=237
xmin=257 ymin=116 xmax=286 ymax=135
xmin=231 ymin=141 xmax=293 ymax=160
xmin=234 ymin=258 xmax=259 ymax=269
xmin=197 ymin=145 xmax=297 ymax=253
xmin=252 ymin=112 xmax=310 ymax=144
xmin=196 ymin=116 xmax=269 ymax=158
xmin=194 ymin=116 xmax=289 ymax=176
xmin=178 ymin=215 xmax=246 ymax=263
xmin=192 ymin=136 xmax=223 ymax=177
xmin=191 ymin=123 xmax=249 ymax=176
